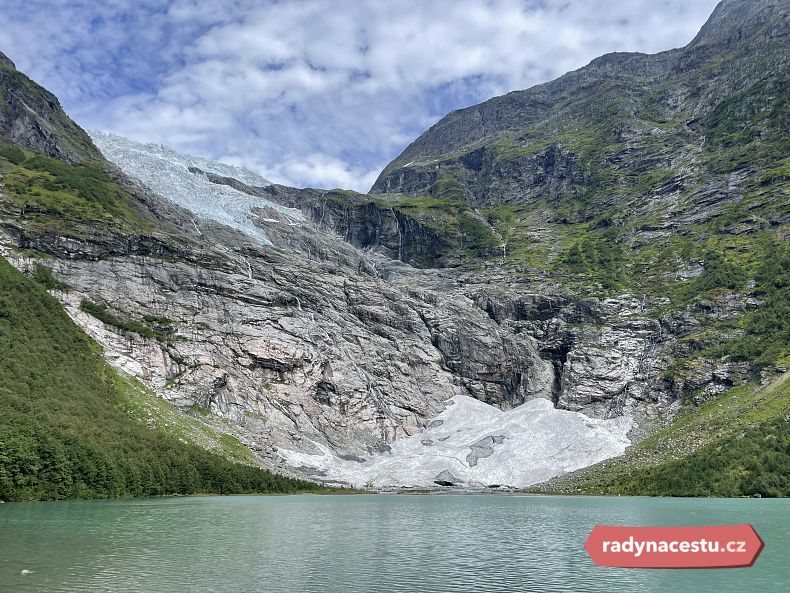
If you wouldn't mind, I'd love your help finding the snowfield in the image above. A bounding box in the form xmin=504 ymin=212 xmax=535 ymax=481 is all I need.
xmin=281 ymin=395 xmax=633 ymax=489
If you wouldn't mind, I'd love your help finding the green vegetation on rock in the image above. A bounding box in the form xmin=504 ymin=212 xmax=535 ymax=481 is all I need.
xmin=535 ymin=373 xmax=790 ymax=497
xmin=32 ymin=263 xmax=68 ymax=292
xmin=79 ymin=299 xmax=174 ymax=343
xmin=0 ymin=256 xmax=323 ymax=501
xmin=0 ymin=148 xmax=157 ymax=234
xmin=607 ymin=417 xmax=790 ymax=497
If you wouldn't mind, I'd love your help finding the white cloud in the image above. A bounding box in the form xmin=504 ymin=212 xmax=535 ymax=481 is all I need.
xmin=0 ymin=0 xmax=720 ymax=191
xmin=250 ymin=153 xmax=381 ymax=192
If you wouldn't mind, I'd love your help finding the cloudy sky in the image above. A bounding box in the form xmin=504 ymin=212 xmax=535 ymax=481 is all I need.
xmin=0 ymin=0 xmax=719 ymax=191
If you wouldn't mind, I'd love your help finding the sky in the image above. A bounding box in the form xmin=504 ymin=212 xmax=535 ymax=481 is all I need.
xmin=0 ymin=0 xmax=720 ymax=192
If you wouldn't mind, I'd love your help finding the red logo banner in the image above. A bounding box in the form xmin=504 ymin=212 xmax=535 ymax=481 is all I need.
xmin=584 ymin=524 xmax=764 ymax=569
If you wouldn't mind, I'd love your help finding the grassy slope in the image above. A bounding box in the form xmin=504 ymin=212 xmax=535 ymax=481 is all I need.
xmin=0 ymin=256 xmax=325 ymax=501
xmin=533 ymin=372 xmax=790 ymax=497
xmin=0 ymin=145 xmax=160 ymax=237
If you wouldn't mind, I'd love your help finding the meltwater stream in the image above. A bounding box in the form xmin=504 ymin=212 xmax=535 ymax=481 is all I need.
xmin=1 ymin=495 xmax=788 ymax=593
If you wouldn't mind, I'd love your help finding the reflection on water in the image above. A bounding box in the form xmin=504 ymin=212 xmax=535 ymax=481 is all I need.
xmin=1 ymin=495 xmax=788 ymax=593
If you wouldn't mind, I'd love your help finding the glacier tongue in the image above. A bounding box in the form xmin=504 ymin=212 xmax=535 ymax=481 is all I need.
xmin=280 ymin=396 xmax=633 ymax=489
xmin=89 ymin=131 xmax=304 ymax=245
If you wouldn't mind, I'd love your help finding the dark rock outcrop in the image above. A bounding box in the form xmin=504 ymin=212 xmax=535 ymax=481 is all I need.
xmin=0 ymin=51 xmax=102 ymax=163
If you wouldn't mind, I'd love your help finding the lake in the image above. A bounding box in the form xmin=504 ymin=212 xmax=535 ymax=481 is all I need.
xmin=1 ymin=495 xmax=788 ymax=593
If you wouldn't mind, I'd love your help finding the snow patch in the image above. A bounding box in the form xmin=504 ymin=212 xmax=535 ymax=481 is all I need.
xmin=281 ymin=395 xmax=632 ymax=489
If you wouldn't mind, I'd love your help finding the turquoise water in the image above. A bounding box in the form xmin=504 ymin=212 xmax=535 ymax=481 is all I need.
xmin=0 ymin=495 xmax=788 ymax=593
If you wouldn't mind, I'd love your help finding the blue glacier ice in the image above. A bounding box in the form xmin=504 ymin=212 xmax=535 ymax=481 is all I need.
xmin=89 ymin=131 xmax=304 ymax=245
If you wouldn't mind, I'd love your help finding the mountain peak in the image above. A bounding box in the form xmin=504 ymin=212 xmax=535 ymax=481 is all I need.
xmin=0 ymin=49 xmax=101 ymax=163
xmin=0 ymin=51 xmax=15 ymax=70
xmin=371 ymin=0 xmax=789 ymax=196
xmin=689 ymin=0 xmax=788 ymax=48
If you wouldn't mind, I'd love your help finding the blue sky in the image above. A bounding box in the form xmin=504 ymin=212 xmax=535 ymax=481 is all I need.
xmin=0 ymin=0 xmax=719 ymax=191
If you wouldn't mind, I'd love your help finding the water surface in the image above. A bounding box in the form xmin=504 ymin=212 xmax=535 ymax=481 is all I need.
xmin=1 ymin=495 xmax=788 ymax=593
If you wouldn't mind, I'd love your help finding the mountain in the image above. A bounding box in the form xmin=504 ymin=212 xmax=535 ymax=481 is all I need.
xmin=0 ymin=256 xmax=319 ymax=500
xmin=0 ymin=52 xmax=100 ymax=164
xmin=1 ymin=0 xmax=789 ymax=497
xmin=56 ymin=131 xmax=646 ymax=489
xmin=373 ymin=0 xmax=788 ymax=202
xmin=0 ymin=52 xmax=322 ymax=499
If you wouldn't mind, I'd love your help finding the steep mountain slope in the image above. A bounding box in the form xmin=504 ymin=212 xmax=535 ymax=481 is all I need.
xmin=0 ymin=247 xmax=320 ymax=501
xmin=0 ymin=55 xmax=658 ymax=490
xmin=311 ymin=0 xmax=789 ymax=392
xmin=373 ymin=0 xmax=788 ymax=204
xmin=0 ymin=52 xmax=100 ymax=164
xmin=1 ymin=0 xmax=788 ymax=495
xmin=358 ymin=0 xmax=790 ymax=284
xmin=0 ymin=52 xmax=323 ymax=499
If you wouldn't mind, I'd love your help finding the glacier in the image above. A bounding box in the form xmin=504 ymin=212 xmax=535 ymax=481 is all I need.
xmin=89 ymin=131 xmax=304 ymax=245
xmin=280 ymin=395 xmax=633 ymax=489
xmin=87 ymin=130 xmax=634 ymax=491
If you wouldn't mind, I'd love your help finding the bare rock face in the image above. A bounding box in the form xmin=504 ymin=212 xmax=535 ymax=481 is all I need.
xmin=0 ymin=201 xmax=691 ymax=479
xmin=198 ymin=178 xmax=452 ymax=268
xmin=1 ymin=239 xmax=457 ymax=462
